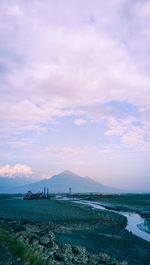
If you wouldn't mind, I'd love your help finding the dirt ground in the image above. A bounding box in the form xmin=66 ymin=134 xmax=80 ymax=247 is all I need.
xmin=0 ymin=197 xmax=150 ymax=264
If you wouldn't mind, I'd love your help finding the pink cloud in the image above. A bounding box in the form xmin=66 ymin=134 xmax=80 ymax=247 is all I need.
xmin=0 ymin=164 xmax=33 ymax=177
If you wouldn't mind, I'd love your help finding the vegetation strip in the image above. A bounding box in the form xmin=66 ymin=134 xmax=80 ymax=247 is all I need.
xmin=0 ymin=228 xmax=50 ymax=265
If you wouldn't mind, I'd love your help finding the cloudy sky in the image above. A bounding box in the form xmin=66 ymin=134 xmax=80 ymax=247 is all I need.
xmin=0 ymin=0 xmax=150 ymax=190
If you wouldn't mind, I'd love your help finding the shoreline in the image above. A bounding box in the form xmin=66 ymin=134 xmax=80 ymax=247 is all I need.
xmin=0 ymin=197 xmax=150 ymax=264
xmin=65 ymin=198 xmax=150 ymax=241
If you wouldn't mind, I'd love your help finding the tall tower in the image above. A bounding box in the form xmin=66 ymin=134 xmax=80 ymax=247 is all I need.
xmin=69 ymin=187 xmax=72 ymax=194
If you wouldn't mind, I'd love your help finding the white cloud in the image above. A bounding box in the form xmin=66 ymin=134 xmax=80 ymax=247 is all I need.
xmin=74 ymin=119 xmax=87 ymax=126
xmin=105 ymin=117 xmax=135 ymax=136
xmin=0 ymin=164 xmax=33 ymax=177
xmin=105 ymin=116 xmax=150 ymax=152
xmin=121 ymin=123 xmax=150 ymax=152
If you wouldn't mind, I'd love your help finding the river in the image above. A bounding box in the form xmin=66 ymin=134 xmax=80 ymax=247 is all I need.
xmin=56 ymin=196 xmax=150 ymax=242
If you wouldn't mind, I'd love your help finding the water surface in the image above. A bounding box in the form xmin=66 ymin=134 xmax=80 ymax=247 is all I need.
xmin=57 ymin=196 xmax=150 ymax=242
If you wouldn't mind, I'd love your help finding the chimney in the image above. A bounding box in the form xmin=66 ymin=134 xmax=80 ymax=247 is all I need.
xmin=47 ymin=188 xmax=49 ymax=195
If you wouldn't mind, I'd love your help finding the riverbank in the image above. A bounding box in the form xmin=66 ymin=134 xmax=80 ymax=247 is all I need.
xmin=71 ymin=193 xmax=150 ymax=232
xmin=0 ymin=197 xmax=150 ymax=264
xmin=71 ymin=194 xmax=150 ymax=216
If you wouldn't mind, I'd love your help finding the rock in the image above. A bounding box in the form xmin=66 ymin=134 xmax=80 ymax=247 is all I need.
xmin=25 ymin=224 xmax=40 ymax=233
xmin=16 ymin=258 xmax=21 ymax=262
xmin=37 ymin=244 xmax=45 ymax=253
xmin=40 ymin=236 xmax=50 ymax=245
xmin=32 ymin=239 xmax=40 ymax=247
xmin=0 ymin=219 xmax=128 ymax=265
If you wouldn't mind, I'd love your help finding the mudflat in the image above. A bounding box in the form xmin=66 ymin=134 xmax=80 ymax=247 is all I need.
xmin=0 ymin=197 xmax=150 ymax=264
xmin=75 ymin=194 xmax=150 ymax=215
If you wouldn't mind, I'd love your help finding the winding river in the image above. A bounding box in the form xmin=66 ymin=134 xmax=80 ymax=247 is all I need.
xmin=56 ymin=196 xmax=150 ymax=242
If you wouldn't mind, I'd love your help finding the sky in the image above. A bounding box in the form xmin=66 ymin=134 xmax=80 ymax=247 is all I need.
xmin=0 ymin=0 xmax=150 ymax=190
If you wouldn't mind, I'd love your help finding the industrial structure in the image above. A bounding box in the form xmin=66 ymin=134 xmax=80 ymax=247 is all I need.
xmin=23 ymin=187 xmax=50 ymax=200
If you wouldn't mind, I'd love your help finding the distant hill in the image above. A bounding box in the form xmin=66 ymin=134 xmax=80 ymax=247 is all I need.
xmin=7 ymin=170 xmax=123 ymax=194
xmin=0 ymin=176 xmax=36 ymax=193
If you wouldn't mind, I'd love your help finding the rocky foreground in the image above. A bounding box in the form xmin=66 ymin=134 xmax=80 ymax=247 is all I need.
xmin=0 ymin=218 xmax=127 ymax=265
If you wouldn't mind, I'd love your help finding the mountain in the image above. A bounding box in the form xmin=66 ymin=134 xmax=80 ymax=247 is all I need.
xmin=6 ymin=170 xmax=123 ymax=194
xmin=0 ymin=176 xmax=36 ymax=193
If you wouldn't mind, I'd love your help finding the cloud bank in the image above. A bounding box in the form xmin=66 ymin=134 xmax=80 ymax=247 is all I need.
xmin=0 ymin=1 xmax=150 ymax=140
xmin=0 ymin=164 xmax=33 ymax=178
